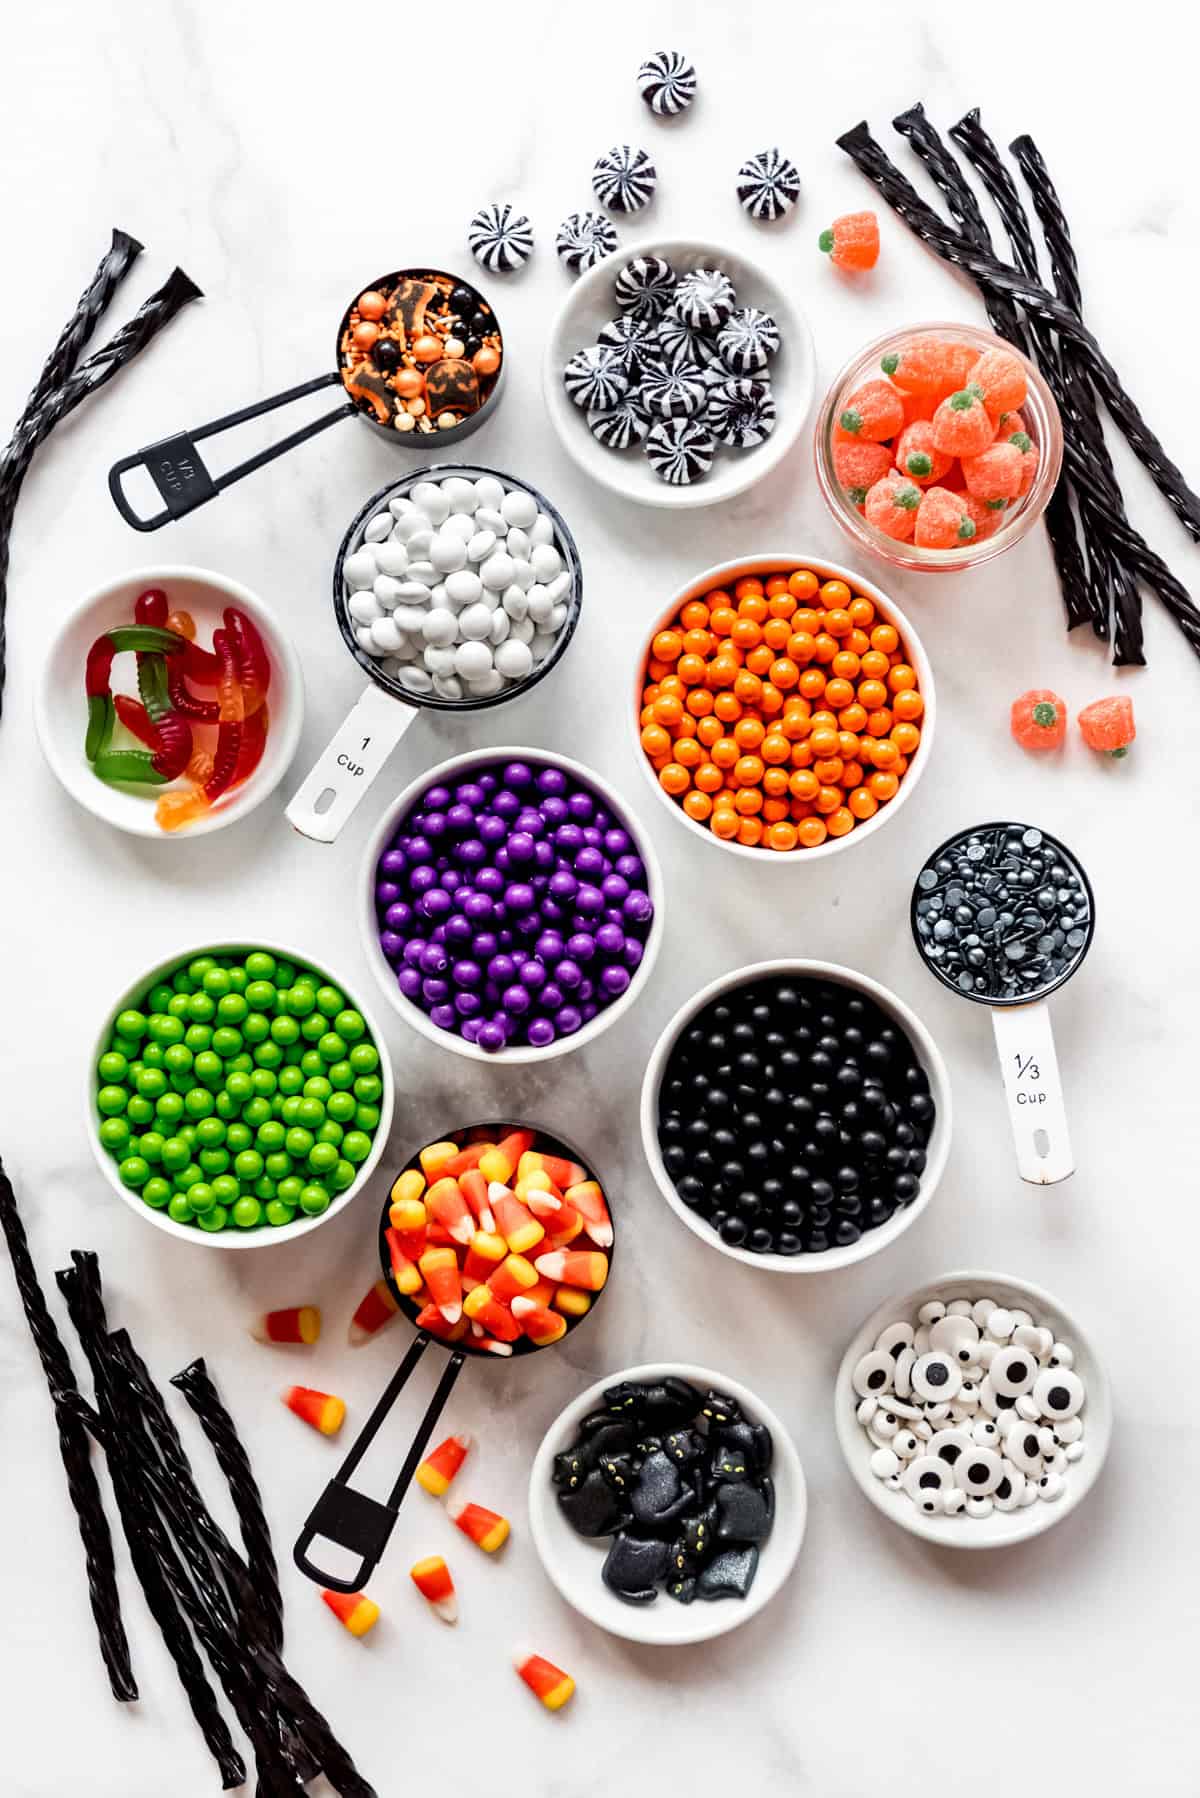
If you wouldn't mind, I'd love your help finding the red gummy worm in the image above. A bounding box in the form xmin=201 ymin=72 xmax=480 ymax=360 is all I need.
xmin=134 ymin=587 xmax=169 ymax=626
xmin=112 ymin=694 xmax=158 ymax=747
xmin=166 ymin=657 xmax=219 ymax=721
xmin=85 ymin=635 xmax=116 ymax=698
xmin=205 ymin=631 xmax=243 ymax=801
xmin=224 ymin=608 xmax=270 ymax=716
xmin=230 ymin=704 xmax=267 ymax=790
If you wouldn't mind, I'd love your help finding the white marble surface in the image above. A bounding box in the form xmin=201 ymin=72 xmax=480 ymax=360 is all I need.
xmin=3 ymin=2 xmax=1199 ymax=1792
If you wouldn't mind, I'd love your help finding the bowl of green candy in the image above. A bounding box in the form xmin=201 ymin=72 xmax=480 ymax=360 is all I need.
xmin=87 ymin=941 xmax=394 ymax=1247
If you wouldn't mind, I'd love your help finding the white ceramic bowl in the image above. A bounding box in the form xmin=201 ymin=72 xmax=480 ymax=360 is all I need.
xmin=35 ymin=566 xmax=304 ymax=839
xmin=835 ymin=1271 xmax=1112 ymax=1548
xmin=360 ymin=745 xmax=664 ymax=1064
xmin=528 ymin=1361 xmax=807 ymax=1645
xmin=631 ymin=553 xmax=936 ymax=863
xmin=543 ymin=235 xmax=816 ymax=510
xmin=87 ymin=939 xmax=394 ymax=1250
xmin=641 ymin=959 xmax=951 ymax=1272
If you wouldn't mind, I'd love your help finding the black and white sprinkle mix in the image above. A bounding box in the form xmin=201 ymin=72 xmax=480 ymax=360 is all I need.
xmin=854 ymin=1294 xmax=1086 ymax=1518
xmin=467 ymin=203 xmax=533 ymax=274
xmin=556 ymin=211 xmax=619 ymax=275
xmin=736 ymin=148 xmax=801 ymax=222
xmin=911 ymin=824 xmax=1094 ymax=1003
xmin=636 ymin=49 xmax=697 ymax=116
xmin=592 ymin=144 xmax=658 ymax=213
xmin=563 ymin=257 xmax=783 ymax=484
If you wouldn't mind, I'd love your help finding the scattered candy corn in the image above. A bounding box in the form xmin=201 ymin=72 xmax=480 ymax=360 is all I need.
xmin=1078 ymin=694 xmax=1135 ymax=756
xmin=1011 ymin=688 xmax=1068 ymax=751
xmin=284 ymin=1386 xmax=346 ymax=1436
xmin=321 ymin=1589 xmax=380 ymax=1638
xmin=416 ymin=1431 xmax=473 ymax=1497
xmin=349 ymin=1277 xmax=399 ymax=1345
xmin=448 ymin=1498 xmax=510 ymax=1553
xmin=251 ymin=1305 xmax=320 ymax=1346
xmin=514 ymin=1649 xmax=575 ymax=1711
xmin=410 ymin=1555 xmax=457 ymax=1624
xmin=819 ymin=210 xmax=880 ymax=271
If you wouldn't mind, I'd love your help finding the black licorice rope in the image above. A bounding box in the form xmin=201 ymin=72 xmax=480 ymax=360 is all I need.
xmin=0 ymin=258 xmax=201 ymax=719
xmin=835 ymin=121 xmax=1200 ymax=541
xmin=0 ymin=1162 xmax=136 ymax=1701
xmin=21 ymin=230 xmax=142 ymax=421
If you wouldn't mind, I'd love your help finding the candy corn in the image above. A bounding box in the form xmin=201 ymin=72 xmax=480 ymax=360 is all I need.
xmin=415 ymin=1431 xmax=473 ymax=1497
xmin=414 ymin=1301 xmax=468 ymax=1343
xmin=565 ymin=1181 xmax=613 ymax=1249
xmin=489 ymin=1183 xmax=544 ymax=1255
xmin=547 ymin=1204 xmax=583 ymax=1249
xmin=552 ymin=1287 xmax=592 ymax=1318
xmin=251 ymin=1305 xmax=320 ymax=1346
xmin=384 ymin=1228 xmax=423 ymax=1296
xmin=389 ymin=1168 xmax=425 ymax=1210
xmin=426 ymin=1178 xmax=475 ymax=1247
xmin=515 ymin=1649 xmax=575 ymax=1711
xmin=518 ymin=1150 xmax=584 ymax=1191
xmin=474 ymin=1335 xmax=514 ymax=1356
xmin=461 ymin=1287 xmax=522 ymax=1341
xmin=522 ymin=1186 xmax=564 ymax=1221
xmin=477 ymin=1129 xmax=534 ymax=1185
xmin=448 ymin=1498 xmax=510 ymax=1553
xmin=510 ymin=1297 xmax=567 ymax=1346
xmin=533 ymin=1250 xmax=608 ymax=1291
xmin=349 ymin=1277 xmax=399 ymax=1345
xmin=283 ymin=1386 xmax=346 ymax=1436
xmin=419 ymin=1245 xmax=463 ymax=1325
xmin=442 ymin=1141 xmax=488 ymax=1180
xmin=419 ymin=1140 xmax=459 ymax=1180
xmin=463 ymin=1230 xmax=506 ymax=1286
xmin=488 ymin=1254 xmax=539 ymax=1304
xmin=410 ymin=1555 xmax=457 ymax=1624
xmin=458 ymin=1168 xmax=496 ymax=1232
xmin=321 ymin=1589 xmax=380 ymax=1638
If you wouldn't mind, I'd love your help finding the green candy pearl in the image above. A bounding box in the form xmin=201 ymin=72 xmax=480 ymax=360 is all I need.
xmin=243 ymin=1096 xmax=272 ymax=1129
xmin=244 ymin=951 xmax=276 ymax=980
xmin=308 ymin=1141 xmax=339 ymax=1177
xmin=147 ymin=984 xmax=174 ymax=1013
xmin=197 ymin=1205 xmax=229 ymax=1233
xmin=127 ymin=1095 xmax=154 ymax=1125
xmin=198 ymin=1147 xmax=230 ymax=1175
xmin=327 ymin=1090 xmax=357 ymax=1124
xmin=331 ymin=1159 xmax=357 ymax=1192
xmin=188 ymin=1182 xmax=216 ymax=1215
xmin=156 ymin=1091 xmax=185 ymax=1125
xmin=277 ymin=1175 xmax=304 ymax=1205
xmin=355 ymin=1105 xmax=380 ymax=1132
xmin=186 ymin=992 xmax=216 ymax=1023
xmin=115 ymin=1009 xmax=147 ymax=1039
xmin=232 ymin=1196 xmax=263 ymax=1228
xmin=161 ymin=1137 xmax=190 ymax=1172
xmin=97 ymin=1051 xmax=128 ymax=1082
xmin=163 ymin=1043 xmax=193 ymax=1075
xmin=334 ymin=1008 xmax=364 ymax=1040
xmin=99 ymin=1117 xmax=130 ymax=1152
xmin=211 ymin=1175 xmax=240 ymax=1204
xmin=184 ymin=1088 xmax=215 ymax=1119
xmin=142 ymin=1177 xmax=172 ymax=1210
xmin=184 ymin=1023 xmax=213 ymax=1051
xmin=226 ymin=1122 xmax=253 ymax=1153
xmin=149 ymin=1014 xmax=185 ymax=1044
xmin=217 ymin=991 xmax=249 ymax=1024
xmin=266 ymin=1200 xmax=296 ymax=1227
xmin=265 ymin=1152 xmax=293 ymax=1180
xmin=168 ymin=1196 xmax=196 ymax=1225
xmin=299 ymin=1184 xmax=330 ymax=1216
xmin=138 ymin=1132 xmax=165 ymax=1164
xmin=174 ymin=1163 xmax=204 ymax=1191
xmin=316 ymin=986 xmax=344 ymax=1018
xmin=234 ymin=1150 xmax=264 ymax=1181
xmin=257 ymin=1120 xmax=286 ymax=1152
xmin=341 ymin=1131 xmax=371 ymax=1165
xmin=285 ymin=1126 xmax=314 ymax=1159
xmin=97 ymin=1085 xmax=128 ymax=1116
xmin=328 ymin=1060 xmax=354 ymax=1090
xmin=349 ymin=1042 xmax=379 ymax=1074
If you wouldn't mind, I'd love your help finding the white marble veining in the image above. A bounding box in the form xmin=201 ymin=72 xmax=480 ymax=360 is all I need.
xmin=2 ymin=2 xmax=1199 ymax=1792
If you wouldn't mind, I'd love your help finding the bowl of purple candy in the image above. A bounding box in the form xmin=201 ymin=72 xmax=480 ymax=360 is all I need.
xmin=361 ymin=746 xmax=664 ymax=1060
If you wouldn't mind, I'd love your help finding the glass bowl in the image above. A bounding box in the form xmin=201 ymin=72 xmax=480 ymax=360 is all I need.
xmin=814 ymin=321 xmax=1063 ymax=574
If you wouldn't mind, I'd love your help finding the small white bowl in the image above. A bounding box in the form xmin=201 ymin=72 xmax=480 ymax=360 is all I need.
xmin=35 ymin=566 xmax=304 ymax=838
xmin=87 ymin=939 xmax=394 ymax=1250
xmin=631 ymin=553 xmax=936 ymax=864
xmin=528 ymin=1361 xmax=807 ymax=1645
xmin=835 ymin=1271 xmax=1112 ymax=1548
xmin=360 ymin=745 xmax=664 ymax=1065
xmin=640 ymin=959 xmax=952 ymax=1273
xmin=543 ymin=235 xmax=816 ymax=510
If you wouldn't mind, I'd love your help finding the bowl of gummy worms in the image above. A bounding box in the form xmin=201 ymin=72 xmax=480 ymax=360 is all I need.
xmin=35 ymin=566 xmax=304 ymax=837
xmin=528 ymin=1362 xmax=807 ymax=1645
xmin=634 ymin=555 xmax=934 ymax=858
xmin=834 ymin=1271 xmax=1111 ymax=1548
xmin=641 ymin=960 xmax=951 ymax=1272
xmin=87 ymin=941 xmax=394 ymax=1246
xmin=360 ymin=745 xmax=664 ymax=1062
xmin=814 ymin=321 xmax=1063 ymax=572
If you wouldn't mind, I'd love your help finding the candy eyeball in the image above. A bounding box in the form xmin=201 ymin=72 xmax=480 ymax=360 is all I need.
xmin=911 ymin=1351 xmax=961 ymax=1402
xmin=1032 ymin=1367 xmax=1085 ymax=1420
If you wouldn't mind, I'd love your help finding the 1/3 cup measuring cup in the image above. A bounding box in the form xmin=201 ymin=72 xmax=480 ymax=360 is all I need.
xmin=107 ymin=266 xmax=505 ymax=531
xmin=293 ymin=1119 xmax=613 ymax=1592
xmin=284 ymin=464 xmax=583 ymax=843
xmin=910 ymin=821 xmax=1095 ymax=1185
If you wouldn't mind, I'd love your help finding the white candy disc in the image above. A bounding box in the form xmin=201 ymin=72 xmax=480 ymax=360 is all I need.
xmin=852 ymin=1350 xmax=895 ymax=1399
xmin=956 ymin=1447 xmax=1003 ymax=1496
xmin=1032 ymin=1367 xmax=1084 ymax=1420
xmin=911 ymin=1351 xmax=962 ymax=1403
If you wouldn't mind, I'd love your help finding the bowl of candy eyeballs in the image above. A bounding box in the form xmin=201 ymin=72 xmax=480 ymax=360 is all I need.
xmin=633 ymin=555 xmax=934 ymax=858
xmin=529 ymin=1362 xmax=807 ymax=1645
xmin=814 ymin=321 xmax=1063 ymax=572
xmin=361 ymin=746 xmax=664 ymax=1062
xmin=835 ymin=1272 xmax=1111 ymax=1548
xmin=641 ymin=960 xmax=951 ymax=1272
xmin=35 ymin=567 xmax=304 ymax=838
xmin=544 ymin=236 xmax=816 ymax=509
xmin=88 ymin=942 xmax=394 ymax=1247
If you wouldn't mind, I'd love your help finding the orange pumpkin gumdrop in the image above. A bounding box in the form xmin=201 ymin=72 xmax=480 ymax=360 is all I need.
xmin=1010 ymin=689 xmax=1068 ymax=751
xmin=819 ymin=211 xmax=880 ymax=271
xmin=832 ymin=438 xmax=893 ymax=507
xmin=914 ymin=486 xmax=976 ymax=550
xmin=1078 ymin=695 xmax=1135 ymax=757
xmin=837 ymin=379 xmax=904 ymax=444
xmin=864 ymin=473 xmax=921 ymax=542
xmin=931 ymin=386 xmax=997 ymax=458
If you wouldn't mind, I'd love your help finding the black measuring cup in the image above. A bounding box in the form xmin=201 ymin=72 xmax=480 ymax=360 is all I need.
xmin=107 ymin=266 xmax=505 ymax=531
xmin=293 ymin=1119 xmax=613 ymax=1592
xmin=910 ymin=821 xmax=1095 ymax=1185
xmin=282 ymin=464 xmax=583 ymax=843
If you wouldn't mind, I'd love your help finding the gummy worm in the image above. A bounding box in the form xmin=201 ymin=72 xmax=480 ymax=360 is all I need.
xmin=224 ymin=606 xmax=271 ymax=716
xmin=166 ymin=656 xmax=219 ymax=720
xmin=135 ymin=652 xmax=193 ymax=779
xmin=84 ymin=624 xmax=183 ymax=763
xmin=206 ymin=627 xmax=244 ymax=802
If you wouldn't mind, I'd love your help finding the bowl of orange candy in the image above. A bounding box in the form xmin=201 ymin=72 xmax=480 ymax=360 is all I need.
xmin=633 ymin=556 xmax=934 ymax=860
xmin=814 ymin=321 xmax=1062 ymax=573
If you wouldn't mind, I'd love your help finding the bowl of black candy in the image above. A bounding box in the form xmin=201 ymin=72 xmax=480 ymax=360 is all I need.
xmin=640 ymin=960 xmax=952 ymax=1272
xmin=529 ymin=1363 xmax=806 ymax=1644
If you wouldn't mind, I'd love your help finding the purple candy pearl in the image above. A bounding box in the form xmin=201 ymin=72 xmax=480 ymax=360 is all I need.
xmin=478 ymin=1022 xmax=507 ymax=1053
xmin=379 ymin=931 xmax=405 ymax=962
xmin=526 ymin=1017 xmax=556 ymax=1047
xmin=536 ymin=767 xmax=567 ymax=795
xmin=397 ymin=968 xmax=422 ymax=999
xmin=601 ymin=965 xmax=631 ymax=998
xmin=381 ymin=848 xmax=407 ymax=876
xmin=430 ymin=1003 xmax=456 ymax=1030
xmin=558 ymin=1006 xmax=583 ymax=1035
xmin=624 ymin=890 xmax=654 ymax=925
xmin=596 ymin=922 xmax=625 ymax=956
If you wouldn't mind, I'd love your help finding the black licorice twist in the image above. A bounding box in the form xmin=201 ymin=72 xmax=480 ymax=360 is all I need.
xmin=21 ymin=229 xmax=142 ymax=423
xmin=835 ymin=121 xmax=1200 ymax=540
xmin=0 ymin=1162 xmax=136 ymax=1702
xmin=57 ymin=1259 xmax=246 ymax=1791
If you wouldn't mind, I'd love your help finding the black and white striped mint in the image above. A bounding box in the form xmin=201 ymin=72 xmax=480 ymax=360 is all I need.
xmin=641 ymin=369 xmax=707 ymax=420
xmin=556 ymin=211 xmax=619 ymax=274
xmin=645 ymin=417 xmax=714 ymax=485
xmin=717 ymin=306 xmax=781 ymax=375
xmin=562 ymin=345 xmax=629 ymax=412
xmin=614 ymin=255 xmax=677 ymax=321
xmin=592 ymin=145 xmax=658 ymax=213
xmin=587 ymin=396 xmax=650 ymax=452
xmin=467 ymin=203 xmax=534 ymax=274
xmin=706 ymin=377 xmax=776 ymax=449
xmin=597 ymin=314 xmax=661 ymax=381
xmin=670 ymin=267 xmax=737 ymax=333
xmin=637 ymin=49 xmax=697 ymax=116
xmin=736 ymin=148 xmax=801 ymax=222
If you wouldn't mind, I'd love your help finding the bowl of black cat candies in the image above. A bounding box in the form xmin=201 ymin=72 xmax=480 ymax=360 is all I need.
xmin=640 ymin=960 xmax=952 ymax=1272
xmin=529 ymin=1363 xmax=806 ymax=1644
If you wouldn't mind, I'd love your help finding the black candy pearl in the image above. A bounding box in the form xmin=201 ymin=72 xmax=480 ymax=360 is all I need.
xmin=373 ymin=337 xmax=402 ymax=373
xmin=450 ymin=284 xmax=477 ymax=315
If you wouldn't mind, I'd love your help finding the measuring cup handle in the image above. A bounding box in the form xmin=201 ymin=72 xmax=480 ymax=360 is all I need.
xmin=293 ymin=1338 xmax=466 ymax=1591
xmin=107 ymin=372 xmax=353 ymax=530
xmin=285 ymin=684 xmax=418 ymax=843
xmin=991 ymin=1002 xmax=1075 ymax=1185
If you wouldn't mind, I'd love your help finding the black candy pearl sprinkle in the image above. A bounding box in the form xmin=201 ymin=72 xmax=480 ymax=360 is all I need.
xmin=656 ymin=976 xmax=936 ymax=1258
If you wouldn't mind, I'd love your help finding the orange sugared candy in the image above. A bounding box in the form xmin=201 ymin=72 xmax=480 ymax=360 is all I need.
xmin=864 ymin=474 xmax=921 ymax=542
xmin=1011 ymin=688 xmax=1068 ymax=751
xmin=1078 ymin=695 xmax=1135 ymax=757
xmin=640 ymin=569 xmax=922 ymax=853
xmin=820 ymin=211 xmax=880 ymax=271
xmin=838 ymin=380 xmax=904 ymax=444
xmin=968 ymin=347 xmax=1027 ymax=418
xmin=914 ymin=486 xmax=976 ymax=550
xmin=931 ymin=387 xmax=997 ymax=459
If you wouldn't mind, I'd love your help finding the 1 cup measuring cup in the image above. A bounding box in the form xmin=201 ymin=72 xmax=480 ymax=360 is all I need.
xmin=910 ymin=821 xmax=1095 ymax=1185
xmin=293 ymin=1119 xmax=614 ymax=1592
xmin=107 ymin=266 xmax=505 ymax=530
xmin=284 ymin=463 xmax=583 ymax=843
